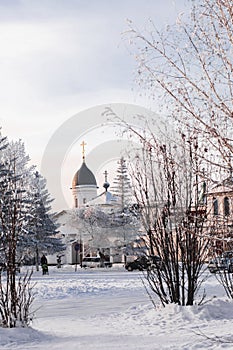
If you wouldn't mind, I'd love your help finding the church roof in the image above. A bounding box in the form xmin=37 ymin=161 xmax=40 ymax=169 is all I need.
xmin=208 ymin=176 xmax=233 ymax=195
xmin=87 ymin=190 xmax=118 ymax=206
xmin=72 ymin=161 xmax=97 ymax=188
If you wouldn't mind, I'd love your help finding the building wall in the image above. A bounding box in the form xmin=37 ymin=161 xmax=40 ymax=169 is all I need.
xmin=207 ymin=187 xmax=233 ymax=218
xmin=206 ymin=184 xmax=233 ymax=254
xmin=72 ymin=185 xmax=97 ymax=208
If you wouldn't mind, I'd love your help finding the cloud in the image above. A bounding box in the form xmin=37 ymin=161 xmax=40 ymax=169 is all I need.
xmin=0 ymin=0 xmax=188 ymax=99
xmin=0 ymin=0 xmax=188 ymax=210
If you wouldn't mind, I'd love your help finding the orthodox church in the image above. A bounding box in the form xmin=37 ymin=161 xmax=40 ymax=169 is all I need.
xmin=52 ymin=141 xmax=233 ymax=265
xmin=71 ymin=141 xmax=117 ymax=208
xmin=71 ymin=141 xmax=98 ymax=208
xmin=54 ymin=142 xmax=140 ymax=265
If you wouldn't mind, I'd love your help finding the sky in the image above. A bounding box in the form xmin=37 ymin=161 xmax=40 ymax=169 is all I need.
xmin=0 ymin=0 xmax=188 ymax=211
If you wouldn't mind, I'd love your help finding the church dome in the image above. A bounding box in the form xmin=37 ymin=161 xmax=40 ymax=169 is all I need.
xmin=103 ymin=181 xmax=110 ymax=191
xmin=72 ymin=162 xmax=97 ymax=188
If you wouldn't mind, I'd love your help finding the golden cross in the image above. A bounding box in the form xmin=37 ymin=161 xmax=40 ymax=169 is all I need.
xmin=80 ymin=141 xmax=87 ymax=160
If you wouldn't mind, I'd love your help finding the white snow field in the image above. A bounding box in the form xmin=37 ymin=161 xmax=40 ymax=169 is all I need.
xmin=0 ymin=265 xmax=233 ymax=350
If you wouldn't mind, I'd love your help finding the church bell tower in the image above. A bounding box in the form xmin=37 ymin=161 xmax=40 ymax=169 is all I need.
xmin=71 ymin=141 xmax=98 ymax=208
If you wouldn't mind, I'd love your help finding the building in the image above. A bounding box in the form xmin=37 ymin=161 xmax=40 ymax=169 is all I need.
xmin=206 ymin=176 xmax=233 ymax=254
xmin=54 ymin=142 xmax=140 ymax=265
xmin=71 ymin=141 xmax=98 ymax=208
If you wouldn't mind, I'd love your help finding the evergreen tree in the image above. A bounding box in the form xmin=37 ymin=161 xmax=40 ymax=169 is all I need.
xmin=26 ymin=171 xmax=64 ymax=270
xmin=0 ymin=137 xmax=64 ymax=327
xmin=0 ymin=137 xmax=33 ymax=327
xmin=0 ymin=139 xmax=33 ymax=264
xmin=111 ymin=157 xmax=132 ymax=211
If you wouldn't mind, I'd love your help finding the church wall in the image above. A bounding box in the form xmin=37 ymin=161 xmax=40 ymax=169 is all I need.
xmin=72 ymin=185 xmax=97 ymax=208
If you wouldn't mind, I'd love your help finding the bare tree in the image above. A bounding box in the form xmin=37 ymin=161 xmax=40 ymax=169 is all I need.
xmin=123 ymin=0 xmax=233 ymax=305
xmin=126 ymin=0 xmax=233 ymax=174
xmin=126 ymin=130 xmax=211 ymax=306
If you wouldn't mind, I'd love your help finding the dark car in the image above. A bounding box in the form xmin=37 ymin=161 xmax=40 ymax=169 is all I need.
xmin=149 ymin=255 xmax=164 ymax=270
xmin=208 ymin=252 xmax=233 ymax=273
xmin=125 ymin=256 xmax=149 ymax=271
xmin=125 ymin=255 xmax=162 ymax=271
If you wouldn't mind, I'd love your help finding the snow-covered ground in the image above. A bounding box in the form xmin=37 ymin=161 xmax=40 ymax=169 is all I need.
xmin=0 ymin=264 xmax=233 ymax=350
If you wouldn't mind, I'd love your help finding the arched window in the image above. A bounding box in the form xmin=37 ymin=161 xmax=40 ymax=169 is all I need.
xmin=213 ymin=197 xmax=218 ymax=216
xmin=224 ymin=197 xmax=230 ymax=216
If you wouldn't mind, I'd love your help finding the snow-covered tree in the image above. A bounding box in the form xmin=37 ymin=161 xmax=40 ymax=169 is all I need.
xmin=125 ymin=0 xmax=233 ymax=303
xmin=122 ymin=128 xmax=211 ymax=306
xmin=111 ymin=157 xmax=132 ymax=211
xmin=0 ymin=137 xmax=64 ymax=327
xmin=127 ymin=0 xmax=233 ymax=175
xmin=0 ymin=138 xmax=34 ymax=327
xmin=71 ymin=204 xmax=139 ymax=255
xmin=72 ymin=206 xmax=111 ymax=250
xmin=25 ymin=171 xmax=64 ymax=270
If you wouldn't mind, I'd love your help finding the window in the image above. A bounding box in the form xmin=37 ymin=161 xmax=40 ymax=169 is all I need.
xmin=83 ymin=198 xmax=86 ymax=204
xmin=213 ymin=197 xmax=218 ymax=215
xmin=224 ymin=197 xmax=230 ymax=216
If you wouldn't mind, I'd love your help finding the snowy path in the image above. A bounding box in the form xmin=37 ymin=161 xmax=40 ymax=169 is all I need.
xmin=0 ymin=266 xmax=233 ymax=349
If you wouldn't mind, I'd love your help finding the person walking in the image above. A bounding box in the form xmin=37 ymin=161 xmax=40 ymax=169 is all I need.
xmin=41 ymin=254 xmax=48 ymax=275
